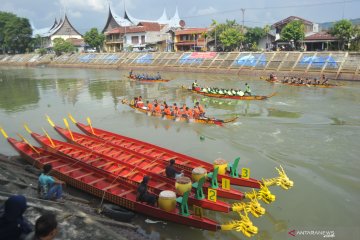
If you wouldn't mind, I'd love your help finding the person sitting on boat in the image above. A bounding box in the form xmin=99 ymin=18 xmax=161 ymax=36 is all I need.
xmin=185 ymin=107 xmax=193 ymax=119
xmin=316 ymin=78 xmax=321 ymax=85
xmin=154 ymin=104 xmax=161 ymax=114
xmin=322 ymin=77 xmax=329 ymax=85
xmin=163 ymin=105 xmax=171 ymax=116
xmin=193 ymin=106 xmax=200 ymax=119
xmin=129 ymin=69 xmax=134 ymax=78
xmin=192 ymin=80 xmax=198 ymax=90
xmin=156 ymin=72 xmax=161 ymax=80
xmin=165 ymin=159 xmax=184 ymax=179
xmin=218 ymin=89 xmax=224 ymax=95
xmin=306 ymin=78 xmax=311 ymax=84
xmin=236 ymin=89 xmax=244 ymax=96
xmin=136 ymin=99 xmax=145 ymax=109
xmin=146 ymin=101 xmax=153 ymax=111
xmin=244 ymin=83 xmax=252 ymax=96
xmin=195 ymin=102 xmax=205 ymax=118
xmin=38 ymin=164 xmax=64 ymax=201
xmin=136 ymin=176 xmax=157 ymax=206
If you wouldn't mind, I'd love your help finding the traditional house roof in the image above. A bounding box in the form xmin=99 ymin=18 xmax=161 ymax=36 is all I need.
xmin=304 ymin=31 xmax=338 ymax=41
xmin=272 ymin=16 xmax=313 ymax=28
xmin=32 ymin=14 xmax=82 ymax=38
xmin=175 ymin=28 xmax=207 ymax=35
xmin=52 ymin=14 xmax=82 ymax=36
xmin=102 ymin=7 xmax=132 ymax=33
xmin=67 ymin=38 xmax=85 ymax=47
xmin=157 ymin=9 xmax=169 ymax=24
xmin=103 ymin=5 xmax=183 ymax=33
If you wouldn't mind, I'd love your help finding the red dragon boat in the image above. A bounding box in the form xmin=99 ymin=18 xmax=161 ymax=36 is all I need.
xmin=29 ymin=128 xmax=239 ymax=212
xmin=2 ymin=135 xmax=227 ymax=231
xmin=128 ymin=76 xmax=170 ymax=83
xmin=121 ymin=99 xmax=238 ymax=126
xmin=183 ymin=86 xmax=276 ymax=100
xmin=68 ymin=115 xmax=261 ymax=188
xmin=42 ymin=119 xmax=245 ymax=201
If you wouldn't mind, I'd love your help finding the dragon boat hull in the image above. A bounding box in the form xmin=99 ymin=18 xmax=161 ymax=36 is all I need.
xmin=265 ymin=78 xmax=338 ymax=88
xmin=122 ymin=101 xmax=238 ymax=126
xmin=5 ymin=137 xmax=221 ymax=231
xmin=128 ymin=76 xmax=170 ymax=82
xmin=73 ymin=121 xmax=261 ymax=189
xmin=185 ymin=87 xmax=275 ymax=100
xmin=30 ymin=131 xmax=233 ymax=212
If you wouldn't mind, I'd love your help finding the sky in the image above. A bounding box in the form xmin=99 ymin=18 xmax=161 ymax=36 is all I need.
xmin=1 ymin=0 xmax=360 ymax=33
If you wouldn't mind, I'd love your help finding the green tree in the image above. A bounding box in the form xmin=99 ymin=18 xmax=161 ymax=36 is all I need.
xmin=0 ymin=11 xmax=32 ymax=53
xmin=349 ymin=25 xmax=360 ymax=51
xmin=53 ymin=38 xmax=75 ymax=56
xmin=281 ymin=20 xmax=305 ymax=50
xmin=245 ymin=27 xmax=265 ymax=50
xmin=263 ymin=24 xmax=271 ymax=50
xmin=208 ymin=19 xmax=243 ymax=51
xmin=330 ymin=19 xmax=354 ymax=50
xmin=84 ymin=28 xmax=105 ymax=52
xmin=219 ymin=28 xmax=244 ymax=51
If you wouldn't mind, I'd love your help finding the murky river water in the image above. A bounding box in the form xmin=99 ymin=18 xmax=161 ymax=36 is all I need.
xmin=0 ymin=66 xmax=359 ymax=239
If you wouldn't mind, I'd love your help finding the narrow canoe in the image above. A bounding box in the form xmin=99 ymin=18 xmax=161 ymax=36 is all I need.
xmin=128 ymin=76 xmax=170 ymax=82
xmin=184 ymin=87 xmax=275 ymax=100
xmin=122 ymin=100 xmax=238 ymax=126
xmin=71 ymin=119 xmax=261 ymax=188
xmin=30 ymin=131 xmax=234 ymax=212
xmin=5 ymin=137 xmax=221 ymax=231
xmin=47 ymin=126 xmax=244 ymax=201
xmin=265 ymin=78 xmax=338 ymax=88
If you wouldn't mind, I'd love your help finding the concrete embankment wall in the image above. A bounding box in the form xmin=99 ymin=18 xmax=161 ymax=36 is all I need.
xmin=1 ymin=51 xmax=359 ymax=80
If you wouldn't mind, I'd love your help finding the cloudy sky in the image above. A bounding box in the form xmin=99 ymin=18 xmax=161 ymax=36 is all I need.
xmin=1 ymin=0 xmax=359 ymax=33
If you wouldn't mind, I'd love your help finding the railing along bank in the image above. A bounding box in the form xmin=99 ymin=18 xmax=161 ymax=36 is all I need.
xmin=0 ymin=52 xmax=359 ymax=80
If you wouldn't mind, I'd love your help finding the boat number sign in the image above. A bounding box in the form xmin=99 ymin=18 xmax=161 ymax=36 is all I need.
xmin=221 ymin=178 xmax=231 ymax=190
xmin=193 ymin=205 xmax=204 ymax=218
xmin=241 ymin=168 xmax=250 ymax=179
xmin=207 ymin=188 xmax=217 ymax=202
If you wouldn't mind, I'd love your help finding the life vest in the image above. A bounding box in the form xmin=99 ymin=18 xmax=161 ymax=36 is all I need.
xmin=187 ymin=109 xmax=193 ymax=118
xmin=164 ymin=108 xmax=171 ymax=115
xmin=193 ymin=108 xmax=200 ymax=118
xmin=198 ymin=104 xmax=205 ymax=114
xmin=155 ymin=105 xmax=161 ymax=113
xmin=147 ymin=103 xmax=153 ymax=111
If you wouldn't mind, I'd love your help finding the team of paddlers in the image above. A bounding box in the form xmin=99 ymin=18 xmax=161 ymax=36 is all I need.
xmin=129 ymin=70 xmax=162 ymax=80
xmin=192 ymin=80 xmax=252 ymax=96
xmin=132 ymin=96 xmax=207 ymax=119
xmin=269 ymin=73 xmax=330 ymax=85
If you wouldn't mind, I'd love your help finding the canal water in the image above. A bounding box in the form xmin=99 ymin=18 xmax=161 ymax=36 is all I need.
xmin=0 ymin=66 xmax=359 ymax=239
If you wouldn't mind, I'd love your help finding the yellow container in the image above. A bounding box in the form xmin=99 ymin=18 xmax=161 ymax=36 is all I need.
xmin=191 ymin=167 xmax=207 ymax=182
xmin=158 ymin=190 xmax=176 ymax=212
xmin=175 ymin=176 xmax=192 ymax=195
xmin=213 ymin=158 xmax=228 ymax=175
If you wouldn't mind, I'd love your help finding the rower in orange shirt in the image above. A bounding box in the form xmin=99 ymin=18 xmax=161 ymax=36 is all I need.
xmin=147 ymin=101 xmax=153 ymax=112
xmin=182 ymin=104 xmax=187 ymax=112
xmin=185 ymin=107 xmax=193 ymax=119
xmin=154 ymin=104 xmax=161 ymax=114
xmin=195 ymin=102 xmax=205 ymax=117
xmin=163 ymin=106 xmax=171 ymax=115
xmin=193 ymin=106 xmax=200 ymax=119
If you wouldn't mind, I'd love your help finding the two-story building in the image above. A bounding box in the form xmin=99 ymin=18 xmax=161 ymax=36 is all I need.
xmin=172 ymin=28 xmax=208 ymax=52
xmin=103 ymin=7 xmax=183 ymax=52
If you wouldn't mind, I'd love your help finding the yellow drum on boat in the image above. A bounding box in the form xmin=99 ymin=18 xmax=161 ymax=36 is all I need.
xmin=158 ymin=190 xmax=176 ymax=212
xmin=214 ymin=158 xmax=228 ymax=175
xmin=175 ymin=176 xmax=192 ymax=195
xmin=191 ymin=167 xmax=207 ymax=182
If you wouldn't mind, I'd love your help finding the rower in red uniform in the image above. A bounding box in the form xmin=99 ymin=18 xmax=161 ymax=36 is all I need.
xmin=154 ymin=104 xmax=161 ymax=114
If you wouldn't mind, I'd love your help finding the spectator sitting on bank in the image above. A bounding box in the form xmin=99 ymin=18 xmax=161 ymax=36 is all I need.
xmin=0 ymin=195 xmax=33 ymax=240
xmin=25 ymin=213 xmax=58 ymax=240
xmin=38 ymin=164 xmax=65 ymax=201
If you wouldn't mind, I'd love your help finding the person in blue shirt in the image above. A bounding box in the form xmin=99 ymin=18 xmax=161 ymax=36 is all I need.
xmin=38 ymin=164 xmax=64 ymax=201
